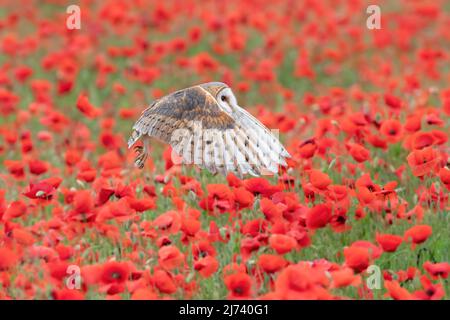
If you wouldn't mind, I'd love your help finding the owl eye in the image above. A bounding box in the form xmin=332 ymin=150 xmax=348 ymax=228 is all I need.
xmin=221 ymin=95 xmax=227 ymax=102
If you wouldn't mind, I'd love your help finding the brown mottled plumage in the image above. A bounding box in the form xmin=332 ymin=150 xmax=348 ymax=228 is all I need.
xmin=128 ymin=82 xmax=290 ymax=177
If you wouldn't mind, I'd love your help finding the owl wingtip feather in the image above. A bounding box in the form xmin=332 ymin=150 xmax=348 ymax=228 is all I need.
xmin=127 ymin=130 xmax=141 ymax=149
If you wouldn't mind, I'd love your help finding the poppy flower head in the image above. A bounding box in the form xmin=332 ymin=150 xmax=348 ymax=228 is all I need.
xmin=23 ymin=181 xmax=56 ymax=200
xmin=376 ymin=233 xmax=403 ymax=252
xmin=309 ymin=169 xmax=332 ymax=189
xmin=306 ymin=204 xmax=332 ymax=229
xmin=269 ymin=234 xmax=298 ymax=255
xmin=404 ymin=225 xmax=432 ymax=248
xmin=258 ymin=254 xmax=288 ymax=274
xmin=224 ymin=272 xmax=253 ymax=299
xmin=101 ymin=261 xmax=130 ymax=284
xmin=158 ymin=245 xmax=185 ymax=270
xmin=343 ymin=246 xmax=370 ymax=273
xmin=423 ymin=261 xmax=449 ymax=279
xmin=407 ymin=147 xmax=439 ymax=177
xmin=380 ymin=119 xmax=403 ymax=143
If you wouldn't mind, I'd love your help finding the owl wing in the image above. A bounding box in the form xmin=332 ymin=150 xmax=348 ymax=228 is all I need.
xmin=128 ymin=86 xmax=290 ymax=177
xmin=128 ymin=86 xmax=234 ymax=145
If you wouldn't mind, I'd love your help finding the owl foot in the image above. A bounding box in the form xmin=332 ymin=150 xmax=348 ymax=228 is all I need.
xmin=134 ymin=146 xmax=147 ymax=169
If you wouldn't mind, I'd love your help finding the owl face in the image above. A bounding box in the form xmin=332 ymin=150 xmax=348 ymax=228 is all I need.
xmin=216 ymin=87 xmax=238 ymax=114
xmin=198 ymin=82 xmax=239 ymax=115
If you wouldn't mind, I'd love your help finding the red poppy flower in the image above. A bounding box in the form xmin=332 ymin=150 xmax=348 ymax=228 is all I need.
xmin=380 ymin=119 xmax=403 ymax=142
xmin=76 ymin=93 xmax=101 ymax=118
xmin=376 ymin=233 xmax=403 ymax=252
xmin=430 ymin=129 xmax=448 ymax=145
xmin=411 ymin=132 xmax=435 ymax=150
xmin=233 ymin=187 xmax=254 ymax=209
xmin=14 ymin=66 xmax=33 ymax=82
xmin=192 ymin=241 xmax=217 ymax=260
xmin=114 ymin=183 xmax=134 ymax=199
xmin=424 ymin=113 xmax=444 ymax=126
xmin=269 ymin=234 xmax=298 ymax=254
xmin=4 ymin=160 xmax=25 ymax=179
xmin=77 ymin=169 xmax=96 ymax=183
xmin=226 ymin=173 xmax=243 ymax=187
xmin=152 ymin=211 xmax=181 ymax=234
xmin=309 ymin=170 xmax=331 ymax=189
xmin=351 ymin=240 xmax=382 ymax=259
xmin=10 ymin=228 xmax=35 ymax=246
xmin=0 ymin=247 xmax=19 ymax=270
xmin=414 ymin=276 xmax=445 ymax=300
xmin=306 ymin=204 xmax=332 ymax=229
xmin=194 ymin=256 xmax=219 ymax=278
xmin=28 ymin=159 xmax=49 ymax=175
xmin=273 ymin=264 xmax=331 ymax=300
xmin=385 ymin=280 xmax=414 ymax=300
xmin=423 ymin=261 xmax=449 ymax=279
xmin=55 ymin=243 xmax=74 ymax=260
xmin=240 ymin=237 xmax=261 ymax=258
xmin=330 ymin=268 xmax=361 ymax=288
xmin=97 ymin=187 xmax=115 ymax=206
xmin=158 ymin=245 xmax=184 ymax=270
xmin=47 ymin=261 xmax=71 ymax=280
xmin=260 ymin=198 xmax=283 ymax=222
xmin=23 ymin=181 xmax=56 ymax=200
xmin=101 ymin=261 xmax=130 ymax=284
xmin=3 ymin=200 xmax=27 ymax=220
xmin=127 ymin=197 xmax=156 ymax=212
xmin=52 ymin=288 xmax=85 ymax=300
xmin=224 ymin=272 xmax=253 ymax=299
xmin=199 ymin=184 xmax=235 ymax=213
xmin=406 ymin=147 xmax=439 ymax=177
xmin=384 ymin=93 xmax=404 ymax=109
xmin=404 ymin=115 xmax=422 ymax=132
xmin=258 ymin=254 xmax=287 ymax=273
xmin=396 ymin=267 xmax=418 ymax=283
xmin=404 ymin=225 xmax=432 ymax=247
xmin=131 ymin=288 xmax=158 ymax=300
xmin=243 ymin=178 xmax=280 ymax=197
xmin=181 ymin=215 xmax=201 ymax=236
xmin=297 ymin=139 xmax=317 ymax=159
xmin=343 ymin=246 xmax=370 ymax=273
xmin=438 ymin=167 xmax=450 ymax=190
xmin=80 ymin=265 xmax=101 ymax=286
xmin=73 ymin=190 xmax=94 ymax=214
xmin=97 ymin=198 xmax=133 ymax=222
xmin=65 ymin=149 xmax=82 ymax=166
xmin=153 ymin=269 xmax=177 ymax=294
xmin=348 ymin=143 xmax=370 ymax=163
xmin=367 ymin=133 xmax=388 ymax=149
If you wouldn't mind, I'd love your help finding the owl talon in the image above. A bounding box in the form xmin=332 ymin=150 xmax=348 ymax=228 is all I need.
xmin=134 ymin=146 xmax=147 ymax=169
xmin=134 ymin=153 xmax=147 ymax=169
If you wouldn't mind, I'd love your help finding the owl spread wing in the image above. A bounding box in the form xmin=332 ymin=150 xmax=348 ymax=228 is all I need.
xmin=128 ymin=86 xmax=290 ymax=177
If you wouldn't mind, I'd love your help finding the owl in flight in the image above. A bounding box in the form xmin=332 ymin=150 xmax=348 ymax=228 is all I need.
xmin=128 ymin=82 xmax=290 ymax=177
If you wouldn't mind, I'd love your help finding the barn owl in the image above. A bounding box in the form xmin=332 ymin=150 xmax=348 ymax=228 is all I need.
xmin=128 ymin=82 xmax=290 ymax=177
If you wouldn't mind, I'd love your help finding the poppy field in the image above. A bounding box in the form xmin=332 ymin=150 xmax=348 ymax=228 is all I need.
xmin=0 ymin=0 xmax=449 ymax=300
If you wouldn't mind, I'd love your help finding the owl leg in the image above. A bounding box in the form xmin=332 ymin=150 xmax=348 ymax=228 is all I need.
xmin=134 ymin=138 xmax=150 ymax=169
